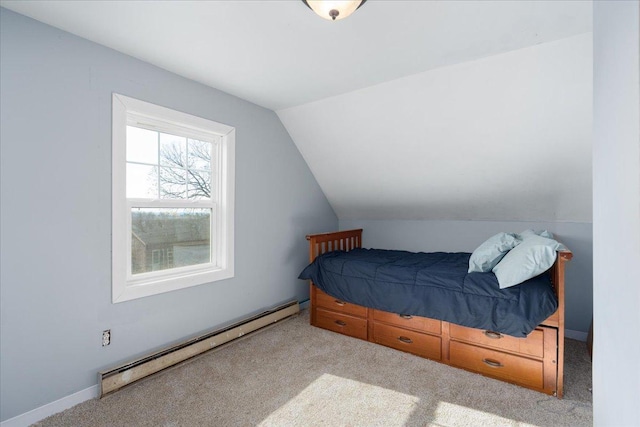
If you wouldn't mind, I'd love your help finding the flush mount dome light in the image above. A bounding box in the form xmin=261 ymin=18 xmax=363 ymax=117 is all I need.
xmin=302 ymin=0 xmax=367 ymax=21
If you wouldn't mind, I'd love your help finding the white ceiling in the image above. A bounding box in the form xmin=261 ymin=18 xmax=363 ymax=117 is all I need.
xmin=1 ymin=1 xmax=594 ymax=223
xmin=1 ymin=1 xmax=592 ymax=111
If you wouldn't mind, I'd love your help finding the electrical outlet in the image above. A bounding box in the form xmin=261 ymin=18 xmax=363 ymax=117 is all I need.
xmin=102 ymin=329 xmax=111 ymax=347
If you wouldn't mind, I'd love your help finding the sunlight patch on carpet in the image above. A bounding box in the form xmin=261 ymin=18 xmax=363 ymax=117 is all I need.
xmin=258 ymin=373 xmax=420 ymax=426
xmin=435 ymin=401 xmax=539 ymax=427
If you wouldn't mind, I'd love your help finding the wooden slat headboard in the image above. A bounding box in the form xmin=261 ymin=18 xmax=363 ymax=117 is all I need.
xmin=306 ymin=228 xmax=363 ymax=262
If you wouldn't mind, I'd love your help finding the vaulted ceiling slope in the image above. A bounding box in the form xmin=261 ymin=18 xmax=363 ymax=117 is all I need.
xmin=1 ymin=1 xmax=593 ymax=222
xmin=278 ymin=33 xmax=593 ymax=222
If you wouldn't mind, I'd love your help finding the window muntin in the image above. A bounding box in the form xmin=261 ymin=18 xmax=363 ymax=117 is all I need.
xmin=125 ymin=126 xmax=217 ymax=201
xmin=113 ymin=94 xmax=235 ymax=303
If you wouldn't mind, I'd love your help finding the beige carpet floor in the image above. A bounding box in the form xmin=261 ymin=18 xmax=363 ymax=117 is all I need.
xmin=35 ymin=309 xmax=592 ymax=427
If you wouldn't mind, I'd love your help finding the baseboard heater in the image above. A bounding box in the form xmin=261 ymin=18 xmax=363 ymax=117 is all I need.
xmin=99 ymin=300 xmax=299 ymax=398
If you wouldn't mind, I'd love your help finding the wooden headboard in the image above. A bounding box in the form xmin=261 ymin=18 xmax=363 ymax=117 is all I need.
xmin=306 ymin=228 xmax=363 ymax=263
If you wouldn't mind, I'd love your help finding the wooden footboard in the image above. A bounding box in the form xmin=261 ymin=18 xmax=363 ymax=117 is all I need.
xmin=546 ymin=248 xmax=573 ymax=397
xmin=305 ymin=228 xmax=572 ymax=398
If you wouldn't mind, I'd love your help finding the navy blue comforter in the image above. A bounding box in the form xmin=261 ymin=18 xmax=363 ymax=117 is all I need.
xmin=299 ymin=248 xmax=557 ymax=337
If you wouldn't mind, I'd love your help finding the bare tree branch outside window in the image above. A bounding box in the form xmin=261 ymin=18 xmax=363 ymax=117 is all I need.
xmin=157 ymin=138 xmax=212 ymax=199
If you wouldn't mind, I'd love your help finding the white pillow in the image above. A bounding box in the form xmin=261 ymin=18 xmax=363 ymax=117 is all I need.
xmin=468 ymin=232 xmax=522 ymax=273
xmin=492 ymin=234 xmax=562 ymax=289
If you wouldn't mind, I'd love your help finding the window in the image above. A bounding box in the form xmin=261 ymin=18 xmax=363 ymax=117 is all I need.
xmin=112 ymin=94 xmax=235 ymax=303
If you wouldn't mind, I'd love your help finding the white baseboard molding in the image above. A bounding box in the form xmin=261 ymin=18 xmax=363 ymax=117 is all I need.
xmin=565 ymin=329 xmax=588 ymax=342
xmin=0 ymin=385 xmax=98 ymax=427
xmin=299 ymin=299 xmax=310 ymax=310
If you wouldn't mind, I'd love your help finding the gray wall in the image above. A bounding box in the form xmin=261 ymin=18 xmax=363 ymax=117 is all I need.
xmin=593 ymin=2 xmax=640 ymax=425
xmin=340 ymin=219 xmax=593 ymax=334
xmin=0 ymin=9 xmax=337 ymax=421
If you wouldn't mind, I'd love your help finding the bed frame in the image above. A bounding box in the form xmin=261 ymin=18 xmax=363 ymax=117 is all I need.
xmin=306 ymin=228 xmax=573 ymax=397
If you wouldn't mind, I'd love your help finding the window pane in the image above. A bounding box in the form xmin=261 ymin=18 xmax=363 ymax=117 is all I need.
xmin=159 ymin=167 xmax=187 ymax=199
xmin=188 ymin=139 xmax=212 ymax=171
xmin=131 ymin=208 xmax=211 ymax=274
xmin=127 ymin=164 xmax=158 ymax=198
xmin=127 ymin=126 xmax=158 ymax=164
xmin=188 ymin=169 xmax=212 ymax=200
xmin=160 ymin=133 xmax=186 ymax=168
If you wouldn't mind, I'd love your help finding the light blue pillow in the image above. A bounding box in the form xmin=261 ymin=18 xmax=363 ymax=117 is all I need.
xmin=468 ymin=232 xmax=522 ymax=273
xmin=519 ymin=229 xmax=554 ymax=239
xmin=519 ymin=229 xmax=568 ymax=250
xmin=492 ymin=234 xmax=563 ymax=289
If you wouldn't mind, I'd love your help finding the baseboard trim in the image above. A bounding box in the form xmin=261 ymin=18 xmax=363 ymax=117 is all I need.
xmin=0 ymin=385 xmax=98 ymax=427
xmin=565 ymin=329 xmax=588 ymax=342
xmin=299 ymin=299 xmax=310 ymax=310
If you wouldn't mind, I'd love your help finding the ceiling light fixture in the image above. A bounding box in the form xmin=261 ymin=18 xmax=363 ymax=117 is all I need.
xmin=302 ymin=0 xmax=367 ymax=21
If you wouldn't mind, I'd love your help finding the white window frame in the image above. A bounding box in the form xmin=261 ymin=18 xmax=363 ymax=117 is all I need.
xmin=112 ymin=93 xmax=235 ymax=303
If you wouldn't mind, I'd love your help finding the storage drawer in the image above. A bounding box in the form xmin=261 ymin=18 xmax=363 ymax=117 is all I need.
xmin=315 ymin=308 xmax=368 ymax=340
xmin=373 ymin=309 xmax=441 ymax=335
xmin=372 ymin=322 xmax=441 ymax=360
xmin=449 ymin=341 xmax=544 ymax=389
xmin=314 ymin=288 xmax=368 ymax=318
xmin=449 ymin=324 xmax=545 ymax=358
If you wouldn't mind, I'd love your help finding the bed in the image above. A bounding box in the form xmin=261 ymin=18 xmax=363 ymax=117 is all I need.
xmin=300 ymin=229 xmax=572 ymax=397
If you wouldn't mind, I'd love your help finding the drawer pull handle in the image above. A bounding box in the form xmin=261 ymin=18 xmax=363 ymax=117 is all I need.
xmin=483 ymin=358 xmax=504 ymax=368
xmin=334 ymin=320 xmax=347 ymax=327
xmin=398 ymin=336 xmax=413 ymax=344
xmin=483 ymin=330 xmax=503 ymax=339
xmin=334 ymin=300 xmax=346 ymax=306
xmin=399 ymin=314 xmax=413 ymax=319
